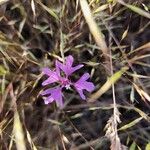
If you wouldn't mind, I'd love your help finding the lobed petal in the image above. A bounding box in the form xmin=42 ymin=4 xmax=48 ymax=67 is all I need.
xmin=52 ymin=87 xmax=63 ymax=108
xmin=77 ymin=73 xmax=90 ymax=81
xmin=41 ymin=88 xmax=53 ymax=95
xmin=42 ymin=67 xmax=52 ymax=76
xmin=44 ymin=96 xmax=54 ymax=104
xmin=42 ymin=72 xmax=59 ymax=86
xmin=74 ymin=73 xmax=95 ymax=100
xmin=41 ymin=87 xmax=64 ymax=108
xmin=65 ymin=55 xmax=74 ymax=67
xmin=56 ymin=55 xmax=84 ymax=76
xmin=55 ymin=60 xmax=61 ymax=77
xmin=72 ymin=64 xmax=84 ymax=73
xmin=77 ymin=89 xmax=86 ymax=100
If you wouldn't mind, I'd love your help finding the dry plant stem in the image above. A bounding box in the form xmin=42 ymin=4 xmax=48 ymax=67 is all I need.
xmin=80 ymin=0 xmax=110 ymax=72
xmin=59 ymin=1 xmax=66 ymax=62
xmin=111 ymin=86 xmax=122 ymax=150
xmin=128 ymin=42 xmax=150 ymax=56
xmin=58 ymin=126 xmax=67 ymax=150
xmin=109 ymin=35 xmax=122 ymax=150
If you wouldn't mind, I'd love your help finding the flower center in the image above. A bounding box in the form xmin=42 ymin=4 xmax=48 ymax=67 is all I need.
xmin=61 ymin=78 xmax=71 ymax=89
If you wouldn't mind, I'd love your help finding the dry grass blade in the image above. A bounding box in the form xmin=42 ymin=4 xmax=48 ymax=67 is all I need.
xmin=93 ymin=4 xmax=109 ymax=13
xmin=130 ymin=54 xmax=150 ymax=62
xmin=118 ymin=117 xmax=143 ymax=131
xmin=133 ymin=107 xmax=150 ymax=121
xmin=36 ymin=0 xmax=59 ymax=20
xmin=80 ymin=0 xmax=109 ymax=67
xmin=9 ymin=84 xmax=26 ymax=150
xmin=105 ymin=108 xmax=123 ymax=150
xmin=121 ymin=26 xmax=129 ymax=41
xmin=47 ymin=118 xmax=62 ymax=125
xmin=0 ymin=47 xmax=16 ymax=67
xmin=31 ymin=0 xmax=36 ymax=18
xmin=13 ymin=110 xmax=26 ymax=150
xmin=134 ymin=61 xmax=150 ymax=68
xmin=0 ymin=0 xmax=9 ymax=5
xmin=128 ymin=42 xmax=150 ymax=56
xmin=0 ymin=83 xmax=12 ymax=114
xmin=127 ymin=72 xmax=150 ymax=79
xmin=0 ymin=117 xmax=13 ymax=135
xmin=133 ymin=83 xmax=150 ymax=102
xmin=89 ymin=67 xmax=128 ymax=102
xmin=117 ymin=0 xmax=150 ymax=19
xmin=26 ymin=130 xmax=37 ymax=150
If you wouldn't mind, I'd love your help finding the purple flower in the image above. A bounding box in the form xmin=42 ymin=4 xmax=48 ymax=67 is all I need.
xmin=41 ymin=55 xmax=95 ymax=108
xmin=56 ymin=55 xmax=84 ymax=76
xmin=74 ymin=73 xmax=95 ymax=100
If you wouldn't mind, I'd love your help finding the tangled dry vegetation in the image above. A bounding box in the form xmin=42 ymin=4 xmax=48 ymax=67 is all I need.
xmin=0 ymin=0 xmax=150 ymax=150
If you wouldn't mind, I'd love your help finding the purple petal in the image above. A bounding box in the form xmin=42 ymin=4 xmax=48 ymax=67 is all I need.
xmin=55 ymin=60 xmax=61 ymax=77
xmin=56 ymin=55 xmax=84 ymax=76
xmin=44 ymin=96 xmax=54 ymax=104
xmin=77 ymin=89 xmax=86 ymax=100
xmin=65 ymin=55 xmax=74 ymax=67
xmin=41 ymin=88 xmax=53 ymax=95
xmin=77 ymin=73 xmax=90 ymax=81
xmin=55 ymin=97 xmax=63 ymax=108
xmin=42 ymin=67 xmax=52 ymax=76
xmin=42 ymin=78 xmax=55 ymax=86
xmin=75 ymin=73 xmax=95 ymax=92
xmin=72 ymin=64 xmax=84 ymax=73
xmin=41 ymin=87 xmax=64 ymax=108
xmin=52 ymin=87 xmax=63 ymax=108
xmin=76 ymin=81 xmax=95 ymax=92
xmin=74 ymin=73 xmax=95 ymax=100
xmin=42 ymin=72 xmax=59 ymax=86
xmin=55 ymin=60 xmax=67 ymax=74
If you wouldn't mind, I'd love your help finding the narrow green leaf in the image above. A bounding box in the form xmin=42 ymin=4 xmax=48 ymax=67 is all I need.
xmin=129 ymin=141 xmax=136 ymax=150
xmin=126 ymin=4 xmax=150 ymax=19
xmin=118 ymin=117 xmax=143 ymax=131
xmin=94 ymin=4 xmax=108 ymax=13
xmin=0 ymin=65 xmax=7 ymax=75
xmin=145 ymin=142 xmax=150 ymax=150
xmin=118 ymin=0 xmax=150 ymax=19
xmin=89 ymin=66 xmax=128 ymax=101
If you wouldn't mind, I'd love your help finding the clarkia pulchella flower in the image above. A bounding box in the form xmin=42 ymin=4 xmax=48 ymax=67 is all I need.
xmin=41 ymin=55 xmax=95 ymax=108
